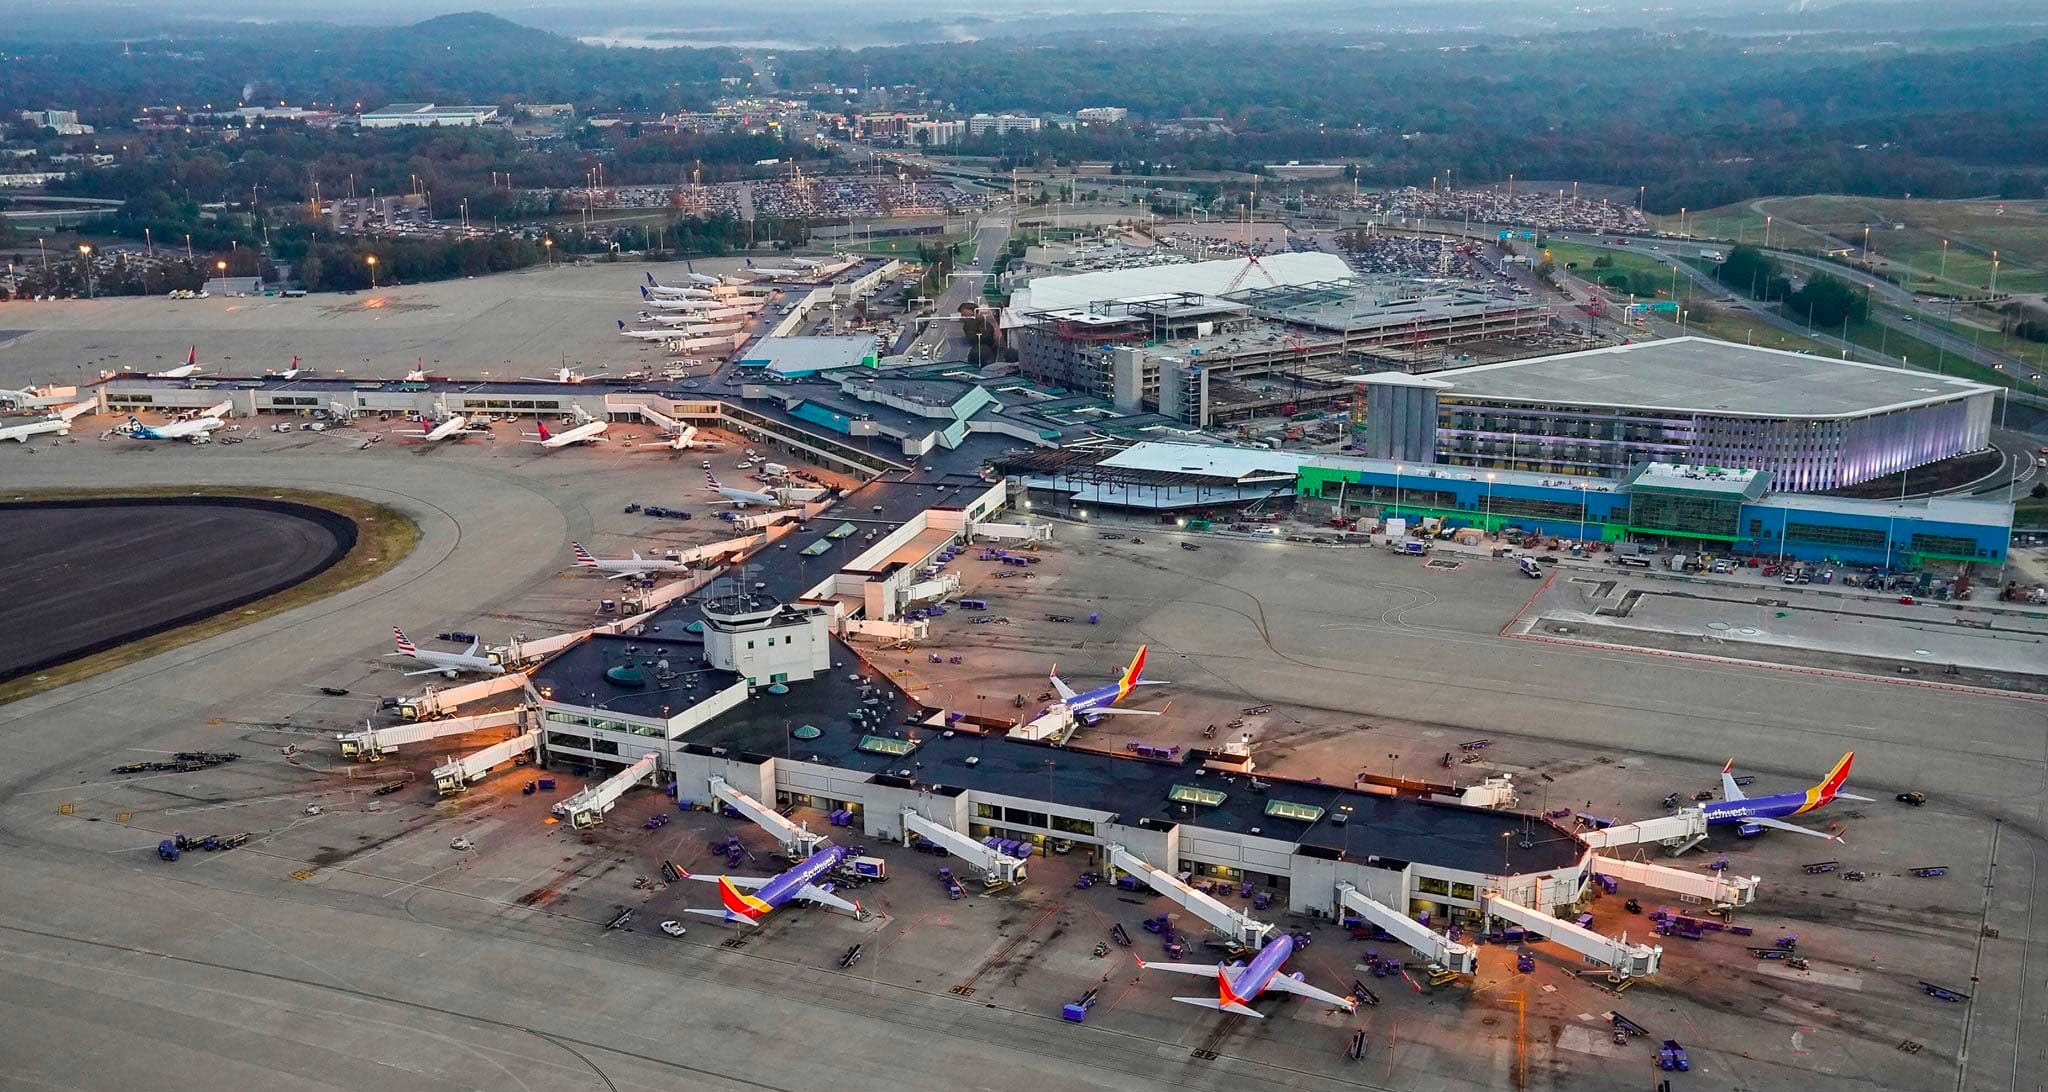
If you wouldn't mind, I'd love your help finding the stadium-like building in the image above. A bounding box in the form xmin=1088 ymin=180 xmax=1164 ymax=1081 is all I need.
xmin=1364 ymin=338 xmax=1999 ymax=491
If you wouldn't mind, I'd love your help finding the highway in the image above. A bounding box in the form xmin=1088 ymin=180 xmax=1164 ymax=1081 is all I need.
xmin=909 ymin=211 xmax=1010 ymax=361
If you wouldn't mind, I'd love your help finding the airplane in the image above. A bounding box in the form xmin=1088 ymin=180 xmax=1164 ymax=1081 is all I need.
xmin=1701 ymin=752 xmax=1867 ymax=840
xmin=743 ymin=259 xmax=802 ymax=279
xmin=523 ymin=406 xmax=609 ymax=448
xmin=151 ymin=347 xmax=204 ymax=379
xmin=788 ymin=256 xmax=827 ymax=270
xmin=705 ymin=469 xmax=779 ymax=508
xmin=618 ymin=321 xmax=681 ymax=342
xmin=638 ymin=310 xmax=707 ymax=327
xmin=522 ymin=364 xmax=605 ymax=383
xmin=1137 ymin=932 xmax=1356 ymax=1018
xmin=395 ymin=404 xmax=488 ymax=443
xmin=640 ymin=291 xmax=720 ymax=310
xmin=117 ymin=413 xmax=223 ymax=441
xmin=572 ymin=542 xmax=686 ymax=579
xmin=404 ymin=366 xmax=429 ymax=382
xmin=387 ymin=627 xmax=504 ymax=678
xmin=268 ymin=356 xmax=304 ymax=380
xmin=1046 ymin=645 xmax=1168 ymax=725
xmin=674 ymin=844 xmax=861 ymax=926
xmin=0 ymin=416 xmax=69 ymax=443
xmin=634 ymin=423 xmax=726 ymax=453
xmin=641 ymin=285 xmax=717 ymax=303
xmin=649 ymin=269 xmax=720 ymax=288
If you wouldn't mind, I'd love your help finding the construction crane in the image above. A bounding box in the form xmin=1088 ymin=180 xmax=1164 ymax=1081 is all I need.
xmin=1224 ymin=253 xmax=1279 ymax=294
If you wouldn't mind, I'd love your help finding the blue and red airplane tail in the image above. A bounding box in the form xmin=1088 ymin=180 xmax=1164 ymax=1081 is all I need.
xmin=1114 ymin=645 xmax=1148 ymax=701
xmin=1793 ymin=751 xmax=1855 ymax=815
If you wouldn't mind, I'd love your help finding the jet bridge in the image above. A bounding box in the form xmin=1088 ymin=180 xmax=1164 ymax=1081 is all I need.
xmin=554 ymin=753 xmax=660 ymax=828
xmin=431 ymin=730 xmax=540 ymax=795
xmin=1104 ymin=844 xmax=1273 ymax=948
xmin=1577 ymin=810 xmax=1709 ymax=856
xmin=1336 ymin=883 xmax=1477 ymax=975
xmin=900 ymin=809 xmax=1027 ymax=885
xmin=1483 ymin=890 xmax=1661 ymax=981
xmin=708 ymin=775 xmax=825 ymax=857
xmin=1591 ymin=855 xmax=1759 ymax=909
xmin=337 ymin=708 xmax=524 ymax=761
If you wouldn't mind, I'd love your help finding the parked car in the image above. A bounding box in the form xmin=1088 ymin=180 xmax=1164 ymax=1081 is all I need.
xmin=659 ymin=920 xmax=687 ymax=937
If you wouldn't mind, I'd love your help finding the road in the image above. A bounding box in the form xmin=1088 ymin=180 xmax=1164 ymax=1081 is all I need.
xmin=910 ymin=212 xmax=1010 ymax=361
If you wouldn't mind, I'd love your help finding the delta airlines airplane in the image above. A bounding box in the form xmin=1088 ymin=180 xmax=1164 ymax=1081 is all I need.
xmin=675 ymin=844 xmax=861 ymax=926
xmin=1701 ymin=753 xmax=1866 ymax=839
xmin=1138 ymin=933 xmax=1356 ymax=1018
xmin=705 ymin=469 xmax=778 ymax=507
xmin=268 ymin=356 xmax=305 ymax=380
xmin=571 ymin=542 xmax=685 ymax=580
xmin=387 ymin=628 xmax=504 ymax=678
xmin=151 ymin=347 xmax=204 ymax=379
xmin=395 ymin=405 xmax=488 ymax=443
xmin=522 ymin=365 xmax=605 ymax=383
xmin=0 ymin=416 xmax=69 ymax=443
xmin=522 ymin=407 xmax=609 ymax=448
xmin=118 ymin=414 xmax=223 ymax=441
xmin=1046 ymin=646 xmax=1168 ymax=725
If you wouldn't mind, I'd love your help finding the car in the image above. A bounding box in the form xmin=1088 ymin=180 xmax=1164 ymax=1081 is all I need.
xmin=1896 ymin=791 xmax=1927 ymax=806
xmin=660 ymin=920 xmax=687 ymax=937
xmin=1898 ymin=594 xmax=1916 ymax=605
xmin=448 ymin=837 xmax=475 ymax=851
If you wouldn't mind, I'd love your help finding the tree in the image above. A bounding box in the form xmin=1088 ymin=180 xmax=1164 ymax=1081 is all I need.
xmin=1787 ymin=272 xmax=1869 ymax=329
xmin=2032 ymin=482 xmax=2047 ymax=500
xmin=1714 ymin=245 xmax=1779 ymax=300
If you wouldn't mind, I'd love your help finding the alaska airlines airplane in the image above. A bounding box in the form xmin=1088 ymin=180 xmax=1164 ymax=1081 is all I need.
xmin=1138 ymin=932 xmax=1355 ymax=1018
xmin=119 ymin=414 xmax=223 ymax=441
xmin=1702 ymin=753 xmax=1866 ymax=839
xmin=676 ymin=844 xmax=861 ymax=926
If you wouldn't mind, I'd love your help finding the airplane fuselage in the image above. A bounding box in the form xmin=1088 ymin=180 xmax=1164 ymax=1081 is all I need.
xmin=1702 ymin=791 xmax=1820 ymax=825
xmin=1224 ymin=933 xmax=1298 ymax=1005
xmin=0 ymin=418 xmax=68 ymax=442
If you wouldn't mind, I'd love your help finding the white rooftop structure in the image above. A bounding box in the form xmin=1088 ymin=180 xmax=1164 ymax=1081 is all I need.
xmin=1007 ymin=253 xmax=1354 ymax=322
xmin=1098 ymin=442 xmax=1306 ymax=481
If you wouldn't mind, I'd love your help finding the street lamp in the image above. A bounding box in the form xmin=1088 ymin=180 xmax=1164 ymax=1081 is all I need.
xmin=543 ymin=237 xmax=553 ymax=265
xmin=1393 ymin=464 xmax=1404 ymax=521
xmin=78 ymin=245 xmax=94 ymax=298
xmin=1484 ymin=472 xmax=1496 ymax=533
xmin=365 ymin=253 xmax=378 ymax=288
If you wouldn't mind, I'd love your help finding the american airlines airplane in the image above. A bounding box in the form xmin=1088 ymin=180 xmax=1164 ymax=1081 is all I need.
xmin=572 ymin=542 xmax=685 ymax=579
xmin=118 ymin=414 xmax=224 ymax=441
xmin=705 ymin=469 xmax=778 ymax=507
xmin=1138 ymin=932 xmax=1356 ymax=1018
xmin=523 ymin=407 xmax=609 ymax=448
xmin=387 ymin=627 xmax=504 ymax=678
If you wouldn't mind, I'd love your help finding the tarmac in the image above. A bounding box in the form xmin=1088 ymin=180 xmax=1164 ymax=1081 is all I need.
xmin=0 ymin=497 xmax=352 ymax=681
xmin=0 ymin=432 xmax=2042 ymax=1092
xmin=0 ymin=258 xmax=768 ymax=387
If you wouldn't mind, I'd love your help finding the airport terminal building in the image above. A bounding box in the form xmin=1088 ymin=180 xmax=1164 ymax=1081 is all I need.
xmin=1366 ymin=338 xmax=1999 ymax=491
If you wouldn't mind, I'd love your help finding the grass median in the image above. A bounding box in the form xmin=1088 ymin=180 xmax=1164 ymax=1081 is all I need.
xmin=0 ymin=486 xmax=419 ymax=705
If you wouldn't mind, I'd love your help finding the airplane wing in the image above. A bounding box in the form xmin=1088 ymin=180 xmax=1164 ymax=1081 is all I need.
xmin=1834 ymin=792 xmax=1875 ymax=803
xmin=1049 ymin=671 xmax=1077 ymax=701
xmin=1084 ymin=707 xmax=1165 ymax=716
xmin=1135 ymin=959 xmax=1220 ymax=977
xmin=604 ymin=570 xmax=639 ymax=580
xmin=1263 ymin=973 xmax=1359 ymax=1011
xmin=461 ymin=639 xmax=480 ymax=657
xmin=795 ymin=884 xmax=861 ymax=915
xmin=1748 ymin=816 xmax=1842 ymax=841
xmin=1720 ymin=760 xmax=1746 ymax=802
xmin=677 ymin=873 xmax=772 ymax=889
xmin=402 ymin=666 xmax=449 ymax=677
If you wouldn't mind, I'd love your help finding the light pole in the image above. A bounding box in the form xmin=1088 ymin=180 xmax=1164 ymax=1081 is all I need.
xmin=543 ymin=238 xmax=553 ymax=265
xmin=1484 ymin=472 xmax=1496 ymax=534
xmin=1939 ymin=238 xmax=1948 ymax=281
xmin=365 ymin=253 xmax=378 ymax=289
xmin=1578 ymin=482 xmax=1588 ymax=542
xmin=1393 ymin=464 xmax=1404 ymax=522
xmin=78 ymin=245 xmax=93 ymax=298
xmin=1990 ymin=250 xmax=1999 ymax=295
xmin=1763 ymin=215 xmax=1771 ymax=249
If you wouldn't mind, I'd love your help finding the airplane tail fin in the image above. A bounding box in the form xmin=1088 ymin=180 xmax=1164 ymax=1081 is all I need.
xmin=186 ymin=346 xmax=197 ymax=367
xmin=572 ymin=543 xmax=598 ymax=566
xmin=1814 ymin=752 xmax=1855 ymax=802
xmin=392 ymin=627 xmax=417 ymax=655
xmin=1171 ymin=997 xmax=1264 ymax=1018
xmin=705 ymin=470 xmax=721 ymax=491
xmin=1116 ymin=645 xmax=1149 ymax=697
xmin=617 ymin=320 xmax=626 ymax=330
xmin=645 ymin=272 xmax=656 ymax=285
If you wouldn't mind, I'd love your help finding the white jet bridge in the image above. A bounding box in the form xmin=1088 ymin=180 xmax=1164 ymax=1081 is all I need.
xmin=1336 ymin=883 xmax=1477 ymax=975
xmin=1577 ymin=810 xmax=1710 ymax=855
xmin=1482 ymin=890 xmax=1661 ymax=981
xmin=900 ymin=808 xmax=1027 ymax=886
xmin=1591 ymin=855 xmax=1759 ymax=909
xmin=554 ymin=753 xmax=660 ymax=828
xmin=432 ymin=730 xmax=540 ymax=795
xmin=707 ymin=776 xmax=826 ymax=857
xmin=337 ymin=708 xmax=524 ymax=761
xmin=1104 ymin=844 xmax=1273 ymax=948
